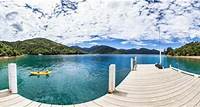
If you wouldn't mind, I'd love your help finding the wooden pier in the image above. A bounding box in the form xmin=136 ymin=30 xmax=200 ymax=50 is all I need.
xmin=1 ymin=64 xmax=200 ymax=107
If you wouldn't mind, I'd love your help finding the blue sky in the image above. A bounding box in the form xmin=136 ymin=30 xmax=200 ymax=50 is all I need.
xmin=77 ymin=37 xmax=200 ymax=49
xmin=0 ymin=0 xmax=199 ymax=49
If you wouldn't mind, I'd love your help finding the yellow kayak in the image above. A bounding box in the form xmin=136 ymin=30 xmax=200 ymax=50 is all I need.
xmin=30 ymin=71 xmax=51 ymax=75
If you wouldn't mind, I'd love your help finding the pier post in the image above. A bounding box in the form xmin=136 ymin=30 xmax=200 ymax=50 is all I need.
xmin=108 ymin=64 xmax=116 ymax=94
xmin=131 ymin=58 xmax=133 ymax=71
xmin=134 ymin=57 xmax=137 ymax=71
xmin=135 ymin=57 xmax=137 ymax=62
xmin=8 ymin=63 xmax=18 ymax=94
xmin=131 ymin=57 xmax=137 ymax=71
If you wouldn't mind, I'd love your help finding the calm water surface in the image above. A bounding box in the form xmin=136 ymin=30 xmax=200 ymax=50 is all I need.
xmin=0 ymin=54 xmax=199 ymax=105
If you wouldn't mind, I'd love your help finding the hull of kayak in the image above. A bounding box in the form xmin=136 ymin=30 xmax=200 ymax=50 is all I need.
xmin=30 ymin=71 xmax=51 ymax=75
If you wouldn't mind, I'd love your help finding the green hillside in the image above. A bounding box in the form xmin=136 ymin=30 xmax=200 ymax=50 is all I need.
xmin=0 ymin=42 xmax=21 ymax=57
xmin=1 ymin=38 xmax=83 ymax=56
xmin=167 ymin=42 xmax=200 ymax=56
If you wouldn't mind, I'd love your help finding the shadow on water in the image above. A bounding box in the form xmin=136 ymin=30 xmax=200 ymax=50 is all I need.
xmin=29 ymin=74 xmax=50 ymax=78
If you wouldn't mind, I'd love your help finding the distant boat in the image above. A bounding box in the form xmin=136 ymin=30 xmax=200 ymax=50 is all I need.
xmin=38 ymin=54 xmax=43 ymax=56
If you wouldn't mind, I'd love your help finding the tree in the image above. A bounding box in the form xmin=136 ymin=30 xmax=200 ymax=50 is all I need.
xmin=166 ymin=47 xmax=175 ymax=56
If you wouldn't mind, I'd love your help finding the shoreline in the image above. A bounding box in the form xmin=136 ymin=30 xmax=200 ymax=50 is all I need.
xmin=1 ymin=55 xmax=200 ymax=60
xmin=0 ymin=55 xmax=24 ymax=60
xmin=168 ymin=55 xmax=200 ymax=60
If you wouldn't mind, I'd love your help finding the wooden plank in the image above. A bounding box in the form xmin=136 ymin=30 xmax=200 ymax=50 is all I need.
xmin=84 ymin=101 xmax=102 ymax=107
xmin=51 ymin=104 xmax=63 ymax=107
xmin=0 ymin=90 xmax=10 ymax=98
xmin=74 ymin=103 xmax=87 ymax=107
xmin=0 ymin=94 xmax=19 ymax=102
xmin=11 ymin=98 xmax=32 ymax=107
xmin=0 ymin=96 xmax=26 ymax=106
xmin=117 ymin=77 xmax=194 ymax=95
xmin=26 ymin=101 xmax=41 ymax=107
xmin=39 ymin=103 xmax=51 ymax=107
xmin=93 ymin=98 xmax=121 ymax=107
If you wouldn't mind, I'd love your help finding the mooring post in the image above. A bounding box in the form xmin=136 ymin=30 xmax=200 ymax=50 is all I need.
xmin=108 ymin=64 xmax=116 ymax=94
xmin=134 ymin=57 xmax=137 ymax=71
xmin=135 ymin=56 xmax=137 ymax=62
xmin=8 ymin=63 xmax=18 ymax=94
xmin=131 ymin=58 xmax=134 ymax=71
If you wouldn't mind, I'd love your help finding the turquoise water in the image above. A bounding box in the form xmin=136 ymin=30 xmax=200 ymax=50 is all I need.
xmin=0 ymin=54 xmax=200 ymax=105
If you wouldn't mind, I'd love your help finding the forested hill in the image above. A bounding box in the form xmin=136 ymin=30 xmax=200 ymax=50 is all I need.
xmin=0 ymin=42 xmax=22 ymax=57
xmin=166 ymin=42 xmax=200 ymax=56
xmin=0 ymin=38 xmax=83 ymax=56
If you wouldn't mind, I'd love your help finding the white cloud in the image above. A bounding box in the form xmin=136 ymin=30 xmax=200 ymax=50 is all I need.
xmin=89 ymin=42 xmax=99 ymax=45
xmin=0 ymin=0 xmax=199 ymax=46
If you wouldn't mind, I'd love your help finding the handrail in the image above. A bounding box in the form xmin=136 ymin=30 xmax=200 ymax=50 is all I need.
xmin=171 ymin=66 xmax=199 ymax=78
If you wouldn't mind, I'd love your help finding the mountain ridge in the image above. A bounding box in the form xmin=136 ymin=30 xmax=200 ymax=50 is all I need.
xmin=71 ymin=45 xmax=160 ymax=54
xmin=0 ymin=38 xmax=162 ymax=57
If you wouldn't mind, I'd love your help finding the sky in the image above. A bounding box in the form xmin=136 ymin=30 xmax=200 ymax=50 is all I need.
xmin=0 ymin=0 xmax=199 ymax=49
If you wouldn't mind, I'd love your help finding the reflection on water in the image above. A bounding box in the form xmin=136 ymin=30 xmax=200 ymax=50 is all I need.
xmin=29 ymin=74 xmax=50 ymax=78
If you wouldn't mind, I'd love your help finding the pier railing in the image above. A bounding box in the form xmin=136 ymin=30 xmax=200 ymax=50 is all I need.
xmin=170 ymin=65 xmax=200 ymax=78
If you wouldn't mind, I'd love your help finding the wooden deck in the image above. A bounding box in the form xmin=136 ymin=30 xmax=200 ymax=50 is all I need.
xmin=1 ymin=64 xmax=200 ymax=107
